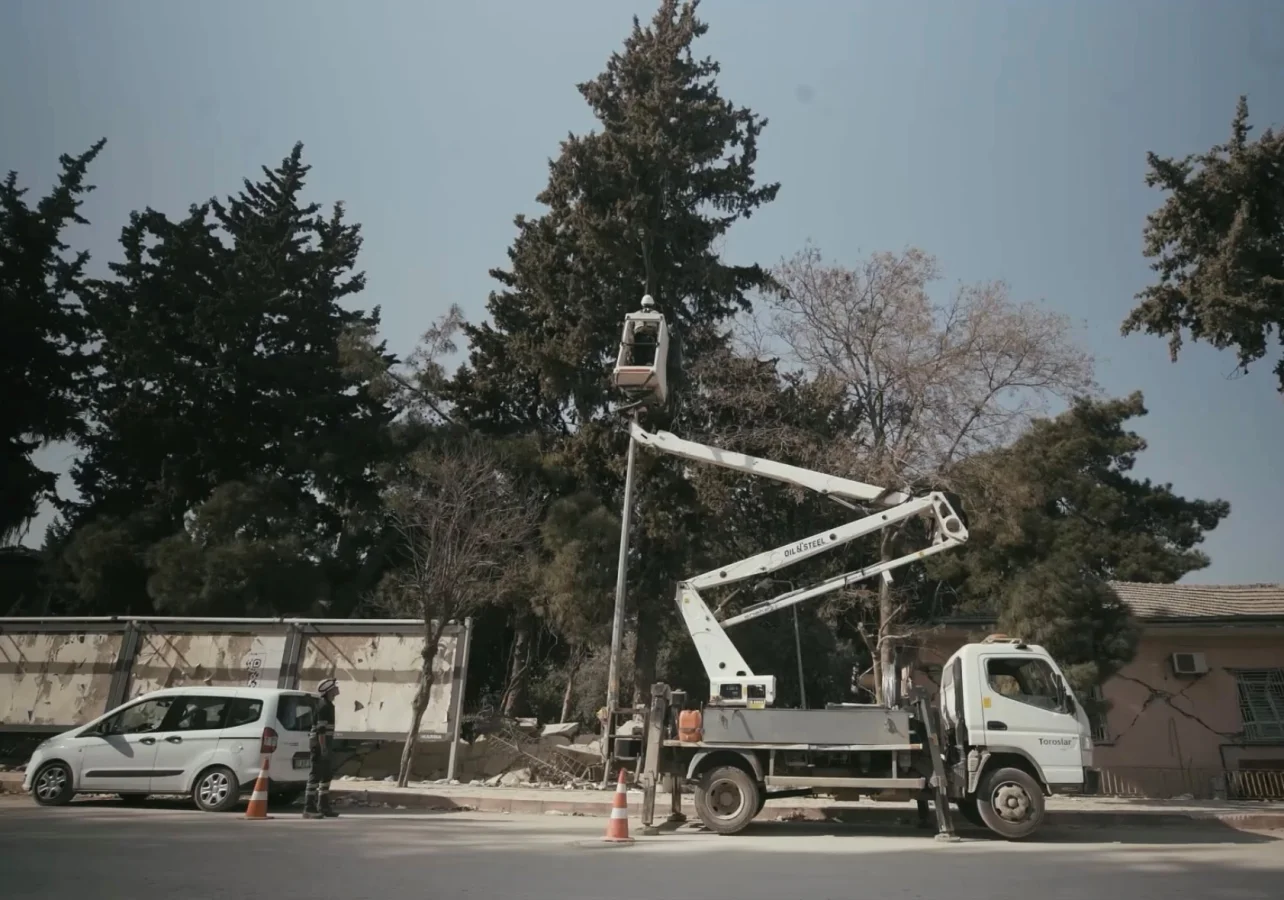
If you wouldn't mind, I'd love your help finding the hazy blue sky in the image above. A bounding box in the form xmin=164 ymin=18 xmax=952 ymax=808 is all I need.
xmin=3 ymin=0 xmax=1282 ymax=583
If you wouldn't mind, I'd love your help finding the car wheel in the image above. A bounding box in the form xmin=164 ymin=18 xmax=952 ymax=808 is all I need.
xmin=975 ymin=766 xmax=1046 ymax=840
xmin=192 ymin=766 xmax=240 ymax=813
xmin=31 ymin=761 xmax=75 ymax=807
xmin=693 ymin=765 xmax=761 ymax=835
xmin=118 ymin=793 xmax=151 ymax=806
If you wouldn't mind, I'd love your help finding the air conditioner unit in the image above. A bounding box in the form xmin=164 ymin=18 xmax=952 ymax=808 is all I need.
xmin=1170 ymin=652 xmax=1209 ymax=676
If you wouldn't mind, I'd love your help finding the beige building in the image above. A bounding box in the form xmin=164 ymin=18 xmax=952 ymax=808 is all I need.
xmin=918 ymin=582 xmax=1284 ymax=800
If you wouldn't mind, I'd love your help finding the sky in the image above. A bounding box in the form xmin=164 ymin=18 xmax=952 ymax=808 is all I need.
xmin=3 ymin=0 xmax=1282 ymax=584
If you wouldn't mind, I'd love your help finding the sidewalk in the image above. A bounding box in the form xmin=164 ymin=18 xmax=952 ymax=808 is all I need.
xmin=3 ymin=771 xmax=1281 ymax=832
xmin=326 ymin=777 xmax=1284 ymax=833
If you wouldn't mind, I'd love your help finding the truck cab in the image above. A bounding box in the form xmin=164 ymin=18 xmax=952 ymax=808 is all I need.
xmin=938 ymin=637 xmax=1095 ymax=835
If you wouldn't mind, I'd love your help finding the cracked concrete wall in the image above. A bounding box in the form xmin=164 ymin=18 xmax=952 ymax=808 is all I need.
xmin=1092 ymin=631 xmax=1284 ymax=792
xmin=298 ymin=632 xmax=458 ymax=738
xmin=127 ymin=632 xmax=287 ymax=700
xmin=0 ymin=631 xmax=122 ymax=727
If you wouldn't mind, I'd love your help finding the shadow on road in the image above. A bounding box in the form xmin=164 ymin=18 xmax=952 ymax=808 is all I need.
xmin=703 ymin=817 xmax=1280 ymax=845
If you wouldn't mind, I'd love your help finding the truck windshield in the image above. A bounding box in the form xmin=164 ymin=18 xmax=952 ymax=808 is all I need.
xmin=985 ymin=657 xmax=1060 ymax=711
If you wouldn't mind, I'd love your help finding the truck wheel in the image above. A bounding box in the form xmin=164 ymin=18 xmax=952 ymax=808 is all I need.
xmin=954 ymin=797 xmax=985 ymax=828
xmin=976 ymin=767 xmax=1045 ymax=840
xmin=694 ymin=765 xmax=761 ymax=835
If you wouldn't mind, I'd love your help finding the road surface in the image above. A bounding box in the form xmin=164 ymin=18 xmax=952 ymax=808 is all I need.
xmin=2 ymin=796 xmax=1280 ymax=900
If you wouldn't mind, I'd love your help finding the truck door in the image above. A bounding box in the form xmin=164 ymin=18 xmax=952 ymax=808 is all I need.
xmin=977 ymin=652 xmax=1083 ymax=787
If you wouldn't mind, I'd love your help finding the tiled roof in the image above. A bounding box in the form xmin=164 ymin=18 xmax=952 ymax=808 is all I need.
xmin=1108 ymin=581 xmax=1284 ymax=621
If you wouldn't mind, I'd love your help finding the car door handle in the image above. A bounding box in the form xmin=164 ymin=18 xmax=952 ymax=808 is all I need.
xmin=988 ymin=721 xmax=1007 ymax=731
xmin=139 ymin=737 xmax=156 ymax=745
xmin=165 ymin=736 xmax=183 ymax=744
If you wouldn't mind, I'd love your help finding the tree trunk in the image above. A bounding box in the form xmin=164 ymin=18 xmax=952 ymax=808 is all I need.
xmin=560 ymin=650 xmax=580 ymax=723
xmin=502 ymin=610 xmax=533 ymax=718
xmin=397 ymin=629 xmax=440 ymax=788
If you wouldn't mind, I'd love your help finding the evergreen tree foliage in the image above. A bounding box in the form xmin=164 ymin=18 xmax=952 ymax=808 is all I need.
xmin=0 ymin=140 xmax=105 ymax=542
xmin=1124 ymin=97 xmax=1284 ymax=392
xmin=55 ymin=144 xmax=394 ymax=615
xmin=446 ymin=0 xmax=780 ymax=699
xmin=930 ymin=391 xmax=1230 ymax=689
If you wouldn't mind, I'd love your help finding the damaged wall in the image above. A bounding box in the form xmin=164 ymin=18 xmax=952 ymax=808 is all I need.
xmin=127 ymin=631 xmax=288 ymax=699
xmin=0 ymin=619 xmax=470 ymax=745
xmin=0 ymin=629 xmax=122 ymax=728
xmin=299 ymin=631 xmax=460 ymax=739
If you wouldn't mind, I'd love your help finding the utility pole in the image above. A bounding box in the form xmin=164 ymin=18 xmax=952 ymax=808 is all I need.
xmin=601 ymin=416 xmax=640 ymax=782
xmin=792 ymin=606 xmax=807 ymax=710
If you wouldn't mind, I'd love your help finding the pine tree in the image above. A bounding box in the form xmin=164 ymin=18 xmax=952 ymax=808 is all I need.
xmin=0 ymin=140 xmax=105 ymax=543
xmin=448 ymin=0 xmax=779 ymax=699
xmin=1123 ymin=97 xmax=1284 ymax=392
xmin=929 ymin=391 xmax=1230 ymax=689
xmin=59 ymin=144 xmax=394 ymax=615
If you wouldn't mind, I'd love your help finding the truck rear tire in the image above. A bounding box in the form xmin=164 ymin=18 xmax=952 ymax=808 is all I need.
xmin=976 ymin=767 xmax=1045 ymax=840
xmin=693 ymin=765 xmax=761 ymax=835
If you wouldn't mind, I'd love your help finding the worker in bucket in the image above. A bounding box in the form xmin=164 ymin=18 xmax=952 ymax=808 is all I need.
xmin=304 ymin=677 xmax=341 ymax=819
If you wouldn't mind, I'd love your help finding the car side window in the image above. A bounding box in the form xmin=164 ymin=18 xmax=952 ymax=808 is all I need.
xmin=226 ymin=697 xmax=264 ymax=728
xmin=169 ymin=696 xmax=232 ymax=732
xmin=104 ymin=698 xmax=174 ymax=735
xmin=276 ymin=695 xmax=318 ymax=732
xmin=986 ymin=657 xmax=1061 ymax=712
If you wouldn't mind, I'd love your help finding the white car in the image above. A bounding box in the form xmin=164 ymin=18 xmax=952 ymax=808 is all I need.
xmin=23 ymin=686 xmax=320 ymax=812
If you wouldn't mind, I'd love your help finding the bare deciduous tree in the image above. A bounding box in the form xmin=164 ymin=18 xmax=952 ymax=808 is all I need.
xmin=378 ymin=442 xmax=539 ymax=787
xmin=755 ymin=244 xmax=1096 ymax=700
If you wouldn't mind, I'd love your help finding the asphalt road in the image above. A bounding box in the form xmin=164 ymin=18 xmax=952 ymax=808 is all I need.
xmin=2 ymin=796 xmax=1281 ymax=900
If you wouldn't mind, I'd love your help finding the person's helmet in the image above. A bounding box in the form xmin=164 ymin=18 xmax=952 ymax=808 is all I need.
xmin=317 ymin=677 xmax=339 ymax=697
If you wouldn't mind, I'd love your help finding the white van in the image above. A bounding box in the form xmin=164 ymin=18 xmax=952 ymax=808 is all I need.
xmin=23 ymin=686 xmax=320 ymax=812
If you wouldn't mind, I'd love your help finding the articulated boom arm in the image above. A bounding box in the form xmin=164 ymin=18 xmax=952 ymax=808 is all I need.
xmin=629 ymin=423 xmax=969 ymax=705
xmin=629 ymin=423 xmax=910 ymax=506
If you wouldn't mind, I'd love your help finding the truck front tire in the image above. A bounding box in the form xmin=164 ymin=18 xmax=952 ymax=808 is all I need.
xmin=693 ymin=765 xmax=761 ymax=835
xmin=976 ymin=766 xmax=1045 ymax=840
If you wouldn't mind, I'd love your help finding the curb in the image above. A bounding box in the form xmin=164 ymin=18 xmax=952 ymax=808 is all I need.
xmin=331 ymin=787 xmax=1284 ymax=833
xmin=0 ymin=773 xmax=23 ymax=795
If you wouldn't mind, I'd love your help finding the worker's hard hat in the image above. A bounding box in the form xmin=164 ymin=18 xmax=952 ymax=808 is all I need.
xmin=317 ymin=678 xmax=340 ymax=696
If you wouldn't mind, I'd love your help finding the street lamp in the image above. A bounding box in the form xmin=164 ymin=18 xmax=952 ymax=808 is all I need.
xmin=601 ymin=296 xmax=670 ymax=782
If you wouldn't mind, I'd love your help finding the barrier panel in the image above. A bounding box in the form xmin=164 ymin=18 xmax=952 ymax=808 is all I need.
xmin=0 ymin=617 xmax=471 ymax=744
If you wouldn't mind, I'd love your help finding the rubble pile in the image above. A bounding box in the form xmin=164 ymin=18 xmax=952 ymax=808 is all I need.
xmin=334 ymin=715 xmax=607 ymax=786
xmin=467 ymin=716 xmax=603 ymax=786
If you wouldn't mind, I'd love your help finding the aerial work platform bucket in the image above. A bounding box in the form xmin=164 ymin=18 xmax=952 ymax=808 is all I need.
xmin=612 ymin=295 xmax=669 ymax=406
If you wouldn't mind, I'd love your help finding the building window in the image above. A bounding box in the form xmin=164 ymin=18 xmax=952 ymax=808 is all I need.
xmin=1234 ymin=669 xmax=1284 ymax=743
xmin=1088 ymin=685 xmax=1110 ymax=743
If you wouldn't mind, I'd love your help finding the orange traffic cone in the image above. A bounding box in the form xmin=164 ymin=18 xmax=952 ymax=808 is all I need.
xmin=602 ymin=768 xmax=634 ymax=843
xmin=244 ymin=755 xmax=273 ymax=820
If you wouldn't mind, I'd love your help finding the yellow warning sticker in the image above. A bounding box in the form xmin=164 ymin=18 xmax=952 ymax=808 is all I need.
xmin=982 ymin=696 xmax=992 ymax=709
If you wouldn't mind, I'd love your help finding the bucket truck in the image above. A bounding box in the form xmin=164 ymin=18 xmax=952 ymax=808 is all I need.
xmin=607 ymin=298 xmax=1097 ymax=840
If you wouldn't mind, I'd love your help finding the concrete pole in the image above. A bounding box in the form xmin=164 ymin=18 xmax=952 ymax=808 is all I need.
xmin=445 ymin=617 xmax=474 ymax=783
xmin=793 ymin=605 xmax=808 ymax=710
xmin=601 ymin=423 xmax=640 ymax=784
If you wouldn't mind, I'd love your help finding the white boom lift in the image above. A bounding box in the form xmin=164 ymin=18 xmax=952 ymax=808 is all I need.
xmin=612 ymin=298 xmax=970 ymax=708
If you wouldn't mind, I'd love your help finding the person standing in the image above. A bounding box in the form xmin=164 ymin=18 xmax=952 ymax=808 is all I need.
xmin=304 ymin=677 xmax=341 ymax=819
